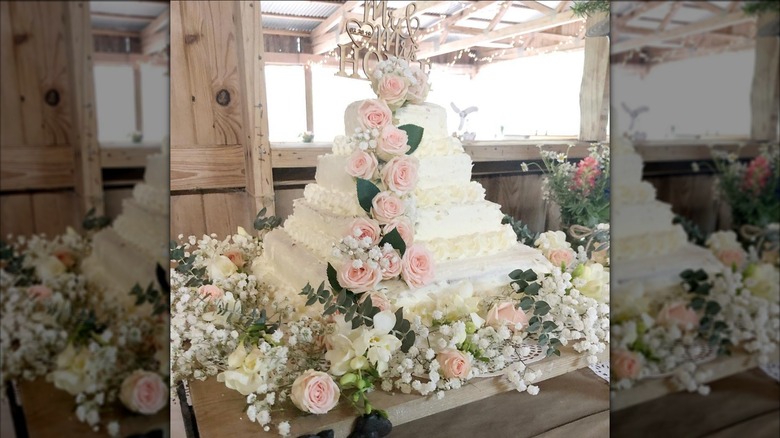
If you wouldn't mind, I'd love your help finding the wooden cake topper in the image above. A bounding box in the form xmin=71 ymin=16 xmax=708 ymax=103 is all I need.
xmin=337 ymin=1 xmax=431 ymax=80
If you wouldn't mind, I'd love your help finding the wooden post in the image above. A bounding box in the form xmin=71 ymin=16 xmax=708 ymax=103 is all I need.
xmin=235 ymin=0 xmax=276 ymax=216
xmin=304 ymin=64 xmax=314 ymax=133
xmin=64 ymin=1 xmax=104 ymax=215
xmin=579 ymin=12 xmax=609 ymax=142
xmin=133 ymin=63 xmax=143 ymax=134
xmin=750 ymin=12 xmax=780 ymax=142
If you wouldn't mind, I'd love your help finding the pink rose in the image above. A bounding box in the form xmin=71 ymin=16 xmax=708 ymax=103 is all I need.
xmin=612 ymin=349 xmax=641 ymax=380
xmin=383 ymin=217 xmax=414 ymax=245
xmin=656 ymin=301 xmax=700 ymax=330
xmin=377 ymin=125 xmax=410 ymax=160
xmin=347 ymin=218 xmax=382 ymax=246
xmin=53 ymin=249 xmax=76 ymax=269
xmin=371 ymin=191 xmax=405 ymax=224
xmin=357 ymin=99 xmax=392 ymax=130
xmin=198 ymin=284 xmax=224 ymax=300
xmin=485 ymin=302 xmax=529 ymax=331
xmin=345 ymin=149 xmax=378 ymax=179
xmin=337 ymin=262 xmax=381 ymax=293
xmin=376 ymin=74 xmax=408 ymax=109
xmin=27 ymin=285 xmax=52 ymax=302
xmin=436 ymin=349 xmax=471 ymax=379
xmin=401 ymin=244 xmax=435 ymax=288
xmin=360 ymin=292 xmax=392 ymax=312
xmin=119 ymin=370 xmax=168 ymax=415
xmin=224 ymin=250 xmax=245 ymax=268
xmin=406 ymin=66 xmax=430 ymax=105
xmin=382 ymin=156 xmax=419 ymax=195
xmin=547 ymin=248 xmax=575 ymax=268
xmin=290 ymin=369 xmax=340 ymax=414
xmin=379 ymin=247 xmax=402 ymax=280
xmin=716 ymin=249 xmax=746 ymax=270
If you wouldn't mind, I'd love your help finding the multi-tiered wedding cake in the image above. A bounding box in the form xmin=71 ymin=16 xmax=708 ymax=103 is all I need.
xmin=611 ymin=136 xmax=721 ymax=299
xmin=258 ymin=60 xmax=550 ymax=316
xmin=82 ymin=145 xmax=169 ymax=309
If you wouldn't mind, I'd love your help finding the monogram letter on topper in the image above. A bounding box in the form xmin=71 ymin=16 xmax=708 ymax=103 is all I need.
xmin=337 ymin=0 xmax=428 ymax=80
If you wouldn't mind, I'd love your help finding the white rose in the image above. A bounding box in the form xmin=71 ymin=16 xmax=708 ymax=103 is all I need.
xmin=207 ymin=255 xmax=238 ymax=280
xmin=35 ymin=255 xmax=66 ymax=281
xmin=534 ymin=231 xmax=571 ymax=251
xmin=744 ymin=263 xmax=780 ymax=302
xmin=572 ymin=263 xmax=609 ymax=302
xmin=217 ymin=344 xmax=268 ymax=396
xmin=705 ymin=231 xmax=742 ymax=252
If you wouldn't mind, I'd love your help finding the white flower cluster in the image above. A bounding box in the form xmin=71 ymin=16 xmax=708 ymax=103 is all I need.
xmin=371 ymin=57 xmax=417 ymax=85
xmin=349 ymin=127 xmax=381 ymax=152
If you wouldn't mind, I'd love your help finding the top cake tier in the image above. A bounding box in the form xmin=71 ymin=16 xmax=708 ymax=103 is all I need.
xmin=339 ymin=101 xmax=463 ymax=157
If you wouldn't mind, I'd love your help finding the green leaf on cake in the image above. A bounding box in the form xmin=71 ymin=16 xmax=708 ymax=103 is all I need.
xmin=398 ymin=124 xmax=424 ymax=155
xmin=327 ymin=263 xmax=343 ymax=292
xmin=356 ymin=178 xmax=381 ymax=213
xmin=379 ymin=228 xmax=406 ymax=256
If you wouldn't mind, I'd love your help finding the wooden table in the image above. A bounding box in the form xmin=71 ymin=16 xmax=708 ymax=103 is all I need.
xmin=185 ymin=347 xmax=609 ymax=438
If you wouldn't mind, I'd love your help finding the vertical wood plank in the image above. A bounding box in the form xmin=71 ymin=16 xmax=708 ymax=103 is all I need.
xmin=36 ymin=1 xmax=71 ymax=146
xmin=171 ymin=194 xmax=206 ymax=239
xmin=64 ymin=1 xmax=104 ymax=215
xmin=31 ymin=191 xmax=78 ymax=237
xmin=750 ymin=12 xmax=780 ymax=141
xmin=205 ymin=1 xmax=242 ymax=145
xmin=178 ymin=2 xmax=218 ymax=146
xmin=236 ymin=0 xmax=275 ymax=216
xmin=133 ymin=63 xmax=143 ymax=133
xmin=8 ymin=2 xmax=45 ymax=146
xmin=0 ymin=1 xmax=24 ymax=148
xmin=0 ymin=194 xmax=35 ymax=238
xmin=579 ymin=12 xmax=609 ymax=142
xmin=202 ymin=191 xmax=254 ymax=237
xmin=170 ymin=1 xmax=197 ymax=146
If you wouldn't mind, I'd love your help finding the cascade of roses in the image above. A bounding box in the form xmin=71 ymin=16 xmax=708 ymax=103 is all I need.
xmin=339 ymin=60 xmax=435 ymax=293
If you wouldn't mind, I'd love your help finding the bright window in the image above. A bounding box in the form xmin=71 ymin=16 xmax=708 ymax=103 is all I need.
xmin=94 ymin=64 xmax=136 ymax=144
xmin=140 ymin=64 xmax=169 ymax=144
xmin=265 ymin=65 xmax=307 ymax=142
xmin=311 ymin=64 xmax=374 ymax=142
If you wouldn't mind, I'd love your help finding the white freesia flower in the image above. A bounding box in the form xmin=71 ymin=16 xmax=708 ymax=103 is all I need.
xmin=47 ymin=344 xmax=91 ymax=395
xmin=705 ymin=231 xmax=742 ymax=252
xmin=534 ymin=231 xmax=571 ymax=252
xmin=207 ymin=255 xmax=238 ymax=280
xmin=201 ymin=292 xmax=241 ymax=327
xmin=572 ymin=263 xmax=609 ymax=303
xmin=325 ymin=311 xmax=401 ymax=376
xmin=744 ymin=263 xmax=780 ymax=302
xmin=217 ymin=343 xmax=268 ymax=395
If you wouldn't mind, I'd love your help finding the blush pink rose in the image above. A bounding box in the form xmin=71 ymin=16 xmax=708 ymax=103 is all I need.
xmin=223 ymin=250 xmax=245 ymax=268
xmin=338 ymin=262 xmax=381 ymax=293
xmin=383 ymin=217 xmax=414 ymax=245
xmin=436 ymin=349 xmax=471 ymax=379
xmin=357 ymin=99 xmax=392 ymax=130
xmin=290 ymin=369 xmax=340 ymax=414
xmin=119 ymin=370 xmax=168 ymax=415
xmin=401 ymin=244 xmax=435 ymax=288
xmin=198 ymin=284 xmax=224 ymax=300
xmin=376 ymin=74 xmax=408 ymax=109
xmin=27 ymin=285 xmax=53 ymax=302
xmin=371 ymin=191 xmax=406 ymax=224
xmin=547 ymin=248 xmax=575 ymax=268
xmin=377 ymin=125 xmax=410 ymax=160
xmin=379 ymin=247 xmax=402 ymax=280
xmin=716 ymin=249 xmax=746 ymax=270
xmin=486 ymin=302 xmax=529 ymax=331
xmin=406 ymin=66 xmax=430 ymax=105
xmin=53 ymin=249 xmax=76 ymax=269
xmin=348 ymin=217 xmax=382 ymax=246
xmin=657 ymin=301 xmax=700 ymax=330
xmin=612 ymin=349 xmax=641 ymax=380
xmin=360 ymin=291 xmax=392 ymax=312
xmin=345 ymin=149 xmax=378 ymax=179
xmin=382 ymin=156 xmax=419 ymax=195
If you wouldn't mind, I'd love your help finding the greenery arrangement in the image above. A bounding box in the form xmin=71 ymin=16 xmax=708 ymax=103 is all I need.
xmin=742 ymin=1 xmax=780 ymax=16
xmin=571 ymin=0 xmax=610 ymax=18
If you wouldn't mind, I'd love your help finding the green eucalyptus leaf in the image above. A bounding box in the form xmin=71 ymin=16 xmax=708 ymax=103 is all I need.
xmin=379 ymin=228 xmax=406 ymax=256
xmin=327 ymin=263 xmax=342 ymax=292
xmin=524 ymin=283 xmax=541 ymax=296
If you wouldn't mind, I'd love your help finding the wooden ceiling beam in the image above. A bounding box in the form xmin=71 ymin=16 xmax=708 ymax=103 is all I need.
xmin=556 ymin=1 xmax=571 ymax=13
xmin=262 ymin=28 xmax=311 ymax=38
xmin=519 ymin=1 xmax=554 ymax=14
xmin=418 ymin=9 xmax=582 ymax=58
xmin=310 ymin=1 xmax=361 ymax=38
xmin=418 ymin=1 xmax=499 ymax=42
xmin=90 ymin=11 xmax=156 ymax=23
xmin=658 ymin=2 xmax=681 ymax=31
xmin=687 ymin=2 xmax=726 ymax=14
xmin=92 ymin=28 xmax=140 ymax=38
xmin=615 ymin=2 xmax=666 ymax=26
xmin=140 ymin=9 xmax=169 ymax=55
xmin=487 ymin=1 xmax=512 ymax=32
xmin=611 ymin=11 xmax=753 ymax=54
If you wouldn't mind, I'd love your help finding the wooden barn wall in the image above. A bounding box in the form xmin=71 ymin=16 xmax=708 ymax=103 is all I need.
xmin=0 ymin=2 xmax=80 ymax=238
xmin=170 ymin=1 xmax=273 ymax=240
xmin=645 ymin=173 xmax=730 ymax=236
